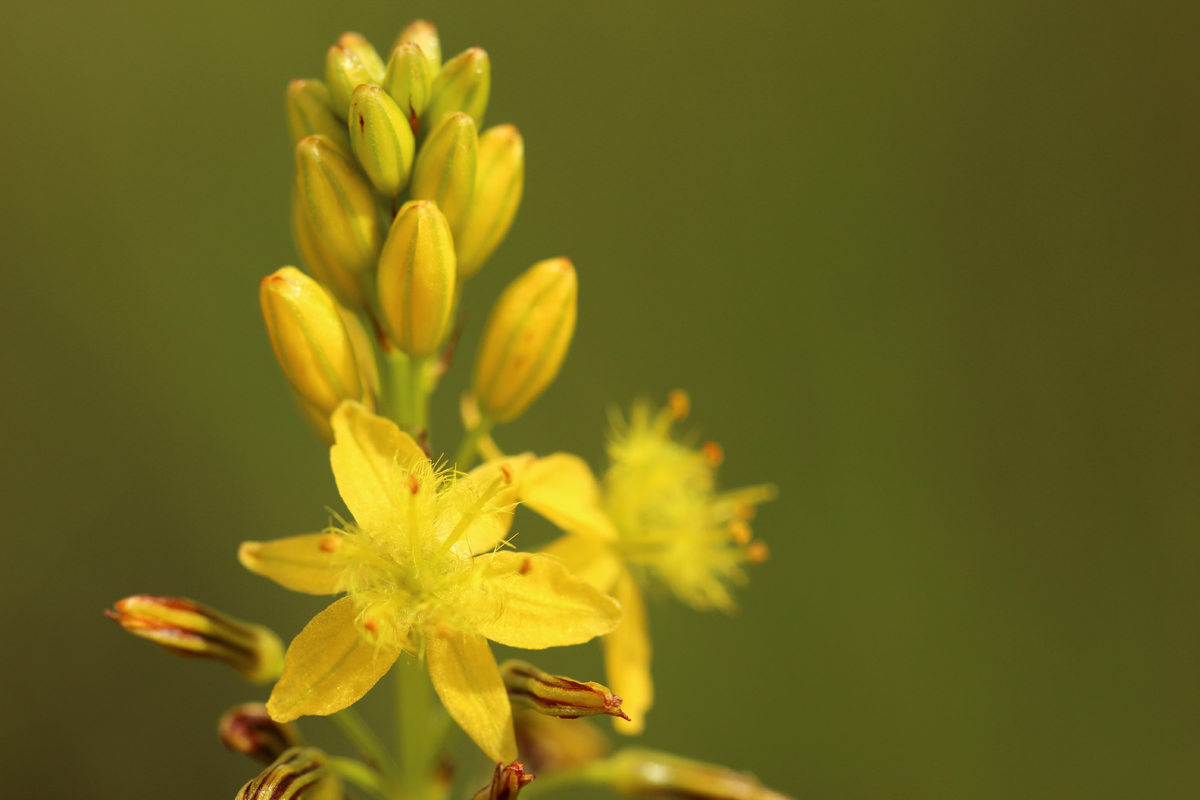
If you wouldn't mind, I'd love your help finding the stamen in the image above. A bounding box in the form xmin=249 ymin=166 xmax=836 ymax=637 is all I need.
xmin=702 ymin=441 xmax=724 ymax=466
xmin=729 ymin=520 xmax=752 ymax=546
xmin=318 ymin=534 xmax=343 ymax=553
xmin=746 ymin=541 xmax=769 ymax=563
xmin=432 ymin=474 xmax=508 ymax=560
xmin=667 ymin=389 xmax=690 ymax=421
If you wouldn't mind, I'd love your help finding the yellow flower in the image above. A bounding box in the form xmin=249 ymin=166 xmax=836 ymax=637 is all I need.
xmin=239 ymin=401 xmax=620 ymax=763
xmin=516 ymin=392 xmax=775 ymax=734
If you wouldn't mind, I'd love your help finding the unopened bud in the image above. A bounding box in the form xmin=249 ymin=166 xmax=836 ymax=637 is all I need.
xmin=501 ymin=660 xmax=630 ymax=720
xmin=410 ymin=112 xmax=478 ymax=234
xmin=291 ymin=190 xmax=367 ymax=309
xmin=474 ymin=258 xmax=577 ymax=423
xmin=394 ymin=20 xmax=441 ymax=74
xmin=472 ymin=761 xmax=534 ymax=800
xmin=235 ymin=747 xmax=341 ymax=800
xmin=286 ymin=80 xmax=351 ymax=154
xmin=424 ymin=47 xmax=490 ymax=132
xmin=325 ymin=37 xmax=384 ymax=121
xmin=383 ymin=42 xmax=432 ymax=134
xmin=455 ymin=124 xmax=524 ymax=279
xmin=106 ymin=595 xmax=284 ymax=683
xmin=608 ymin=748 xmax=792 ymax=800
xmin=336 ymin=302 xmax=380 ymax=399
xmin=295 ymin=135 xmax=383 ymax=274
xmin=338 ymin=33 xmax=385 ymax=80
xmin=376 ymin=201 xmax=456 ymax=358
xmin=348 ymin=84 xmax=415 ymax=197
xmin=513 ymin=712 xmax=610 ymax=774
xmin=219 ymin=703 xmax=305 ymax=765
xmin=260 ymin=267 xmax=365 ymax=416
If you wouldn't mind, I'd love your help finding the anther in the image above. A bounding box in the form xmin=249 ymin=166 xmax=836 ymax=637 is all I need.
xmin=746 ymin=541 xmax=769 ymax=563
xmin=667 ymin=389 xmax=690 ymax=421
xmin=501 ymin=464 xmax=513 ymax=485
xmin=702 ymin=441 xmax=724 ymax=466
xmin=319 ymin=533 xmax=343 ymax=553
xmin=405 ymin=474 xmax=420 ymax=494
xmin=729 ymin=520 xmax=752 ymax=546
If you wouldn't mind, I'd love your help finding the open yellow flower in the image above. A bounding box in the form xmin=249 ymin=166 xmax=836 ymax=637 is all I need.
xmin=516 ymin=392 xmax=775 ymax=734
xmin=239 ymin=401 xmax=620 ymax=762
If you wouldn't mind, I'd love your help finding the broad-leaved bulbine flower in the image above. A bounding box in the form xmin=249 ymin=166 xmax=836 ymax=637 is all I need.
xmin=239 ymin=401 xmax=620 ymax=762
xmin=516 ymin=393 xmax=775 ymax=733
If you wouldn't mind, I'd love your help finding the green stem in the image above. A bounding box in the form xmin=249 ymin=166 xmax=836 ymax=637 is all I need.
xmin=328 ymin=756 xmax=387 ymax=799
xmin=395 ymin=659 xmax=438 ymax=800
xmin=385 ymin=351 xmax=433 ymax=437
xmin=453 ymin=414 xmax=494 ymax=470
xmin=331 ymin=709 xmax=396 ymax=778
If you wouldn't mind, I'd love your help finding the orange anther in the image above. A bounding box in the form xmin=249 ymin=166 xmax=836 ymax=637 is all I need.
xmin=405 ymin=474 xmax=420 ymax=494
xmin=319 ymin=534 xmax=343 ymax=553
xmin=702 ymin=441 xmax=724 ymax=466
xmin=746 ymin=541 xmax=769 ymax=563
xmin=364 ymin=617 xmax=380 ymax=634
xmin=734 ymin=501 xmax=757 ymax=521
xmin=729 ymin=520 xmax=752 ymax=545
xmin=667 ymin=389 xmax=690 ymax=421
xmin=501 ymin=464 xmax=513 ymax=485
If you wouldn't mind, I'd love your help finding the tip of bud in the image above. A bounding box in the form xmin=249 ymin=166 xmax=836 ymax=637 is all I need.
xmin=667 ymin=389 xmax=690 ymax=421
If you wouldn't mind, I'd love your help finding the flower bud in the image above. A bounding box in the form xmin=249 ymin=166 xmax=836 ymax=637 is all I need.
xmin=105 ymin=595 xmax=284 ymax=683
xmin=219 ymin=703 xmax=305 ymax=765
xmin=285 ymin=80 xmax=351 ymax=154
xmin=608 ymin=749 xmax=791 ymax=800
xmin=394 ymin=19 xmax=441 ymax=74
xmin=410 ymin=113 xmax=478 ymax=234
xmin=513 ymin=712 xmax=610 ymax=774
xmin=474 ymin=258 xmax=577 ymax=423
xmin=348 ymin=84 xmax=415 ymax=197
xmin=383 ymin=42 xmax=432 ymax=134
xmin=376 ymin=201 xmax=456 ymax=358
xmin=423 ymin=47 xmax=490 ymax=132
xmin=456 ymin=124 xmax=524 ymax=279
xmin=336 ymin=301 xmax=380 ymax=399
xmin=500 ymin=660 xmax=630 ymax=720
xmin=338 ymin=32 xmax=385 ymax=80
xmin=291 ymin=190 xmax=367 ymax=309
xmin=294 ymin=135 xmax=383 ymax=274
xmin=325 ymin=37 xmax=384 ymax=121
xmin=260 ymin=267 xmax=365 ymax=416
xmin=236 ymin=747 xmax=341 ymax=800
xmin=472 ymin=761 xmax=534 ymax=800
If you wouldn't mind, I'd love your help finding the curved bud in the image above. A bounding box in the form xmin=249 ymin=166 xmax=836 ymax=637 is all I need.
xmin=383 ymin=42 xmax=432 ymax=134
xmin=325 ymin=41 xmax=383 ymax=121
xmin=501 ymin=660 xmax=629 ymax=720
xmin=608 ymin=748 xmax=793 ymax=800
xmin=394 ymin=19 xmax=441 ymax=74
xmin=376 ymin=201 xmax=456 ymax=358
xmin=260 ymin=267 xmax=364 ymax=416
xmin=285 ymin=80 xmax=351 ymax=154
xmin=424 ymin=47 xmax=490 ymax=132
xmin=471 ymin=761 xmax=534 ymax=800
xmin=105 ymin=595 xmax=284 ymax=684
xmin=474 ymin=258 xmax=577 ymax=423
xmin=411 ymin=112 xmax=478 ymax=234
xmin=348 ymin=84 xmax=415 ymax=197
xmin=456 ymin=124 xmax=524 ymax=279
xmin=220 ymin=703 xmax=305 ymax=765
xmin=236 ymin=747 xmax=341 ymax=800
xmin=295 ymin=135 xmax=383 ymax=274
xmin=291 ymin=190 xmax=367 ymax=309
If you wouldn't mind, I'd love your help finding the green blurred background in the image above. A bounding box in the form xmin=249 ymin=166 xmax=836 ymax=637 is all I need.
xmin=1 ymin=0 xmax=1197 ymax=797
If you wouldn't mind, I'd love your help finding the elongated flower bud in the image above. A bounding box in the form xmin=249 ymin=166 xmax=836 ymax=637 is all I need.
xmin=235 ymin=747 xmax=341 ymax=800
xmin=394 ymin=19 xmax=441 ymax=74
xmin=220 ymin=703 xmax=305 ymax=765
xmin=474 ymin=258 xmax=577 ymax=423
xmin=513 ymin=712 xmax=610 ymax=774
xmin=383 ymin=42 xmax=432 ymax=134
xmin=608 ymin=748 xmax=792 ymax=800
xmin=411 ymin=113 xmax=478 ymax=234
xmin=376 ymin=201 xmax=456 ymax=357
xmin=286 ymin=80 xmax=351 ymax=153
xmin=338 ymin=32 xmax=385 ymax=81
xmin=471 ymin=761 xmax=534 ymax=800
xmin=325 ymin=39 xmax=383 ymax=121
xmin=456 ymin=124 xmax=524 ymax=279
xmin=260 ymin=267 xmax=364 ymax=416
xmin=424 ymin=47 xmax=490 ymax=132
xmin=106 ymin=595 xmax=284 ymax=683
xmin=501 ymin=660 xmax=630 ymax=720
xmin=291 ymin=191 xmax=367 ymax=309
xmin=295 ymin=135 xmax=383 ymax=274
xmin=335 ymin=301 xmax=380 ymax=399
xmin=348 ymin=84 xmax=415 ymax=197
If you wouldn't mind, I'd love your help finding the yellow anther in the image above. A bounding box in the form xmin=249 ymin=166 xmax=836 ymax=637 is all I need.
xmin=667 ymin=389 xmax=690 ymax=421
xmin=729 ymin=520 xmax=752 ymax=546
xmin=746 ymin=541 xmax=769 ymax=563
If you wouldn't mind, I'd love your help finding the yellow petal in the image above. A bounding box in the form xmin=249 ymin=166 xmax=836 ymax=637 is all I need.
xmin=426 ymin=630 xmax=516 ymax=763
xmin=520 ymin=453 xmax=618 ymax=539
xmin=472 ymin=552 xmax=621 ymax=649
xmin=604 ymin=567 xmax=652 ymax=735
xmin=437 ymin=454 xmax=536 ymax=557
xmin=330 ymin=401 xmax=426 ymax=532
xmin=238 ymin=533 xmax=345 ymax=595
xmin=267 ymin=597 xmax=403 ymax=722
xmin=542 ymin=533 xmax=621 ymax=592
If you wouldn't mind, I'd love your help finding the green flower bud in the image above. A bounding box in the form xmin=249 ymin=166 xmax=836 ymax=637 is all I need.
xmin=291 ymin=190 xmax=367 ymax=309
xmin=348 ymin=84 xmax=415 ymax=198
xmin=424 ymin=47 xmax=490 ymax=132
xmin=236 ymin=748 xmax=341 ymax=800
xmin=219 ymin=703 xmax=305 ymax=765
xmin=471 ymin=761 xmax=534 ymax=800
xmin=294 ymin=135 xmax=383 ymax=274
xmin=410 ymin=112 xmax=478 ymax=234
xmin=285 ymin=80 xmax=351 ymax=154
xmin=456 ymin=124 xmax=524 ymax=279
xmin=394 ymin=19 xmax=441 ymax=74
xmin=383 ymin=42 xmax=432 ymax=134
xmin=473 ymin=258 xmax=577 ymax=423
xmin=608 ymin=748 xmax=791 ymax=800
xmin=500 ymin=660 xmax=630 ymax=720
xmin=325 ymin=37 xmax=384 ymax=121
xmin=376 ymin=200 xmax=456 ymax=358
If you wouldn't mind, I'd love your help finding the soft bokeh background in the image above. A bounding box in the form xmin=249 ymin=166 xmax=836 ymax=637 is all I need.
xmin=1 ymin=0 xmax=1197 ymax=797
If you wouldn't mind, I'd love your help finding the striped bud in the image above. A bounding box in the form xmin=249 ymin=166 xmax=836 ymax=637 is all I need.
xmin=608 ymin=748 xmax=791 ymax=800
xmin=471 ymin=761 xmax=534 ymax=800
xmin=325 ymin=38 xmax=384 ymax=121
xmin=348 ymin=84 xmax=415 ymax=197
xmin=260 ymin=267 xmax=365 ymax=417
xmin=474 ymin=258 xmax=577 ymax=423
xmin=383 ymin=42 xmax=432 ymax=134
xmin=394 ymin=19 xmax=441 ymax=75
xmin=105 ymin=595 xmax=284 ymax=684
xmin=456 ymin=124 xmax=524 ymax=279
xmin=376 ymin=201 xmax=456 ymax=358
xmin=501 ymin=660 xmax=630 ymax=720
xmin=291 ymin=190 xmax=367 ymax=309
xmin=235 ymin=747 xmax=341 ymax=800
xmin=424 ymin=47 xmax=490 ymax=132
xmin=338 ymin=32 xmax=385 ymax=81
xmin=220 ymin=703 xmax=305 ymax=765
xmin=295 ymin=135 xmax=382 ymax=274
xmin=411 ymin=112 xmax=477 ymax=234
xmin=285 ymin=80 xmax=351 ymax=154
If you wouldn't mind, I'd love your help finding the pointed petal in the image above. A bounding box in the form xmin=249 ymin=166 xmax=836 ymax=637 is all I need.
xmin=472 ymin=552 xmax=621 ymax=649
xmin=604 ymin=567 xmax=652 ymax=734
xmin=519 ymin=453 xmax=618 ymax=539
xmin=426 ymin=630 xmax=517 ymax=763
xmin=542 ymin=533 xmax=621 ymax=592
xmin=267 ymin=597 xmax=403 ymax=722
xmin=330 ymin=401 xmax=426 ymax=532
xmin=239 ymin=533 xmax=345 ymax=595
